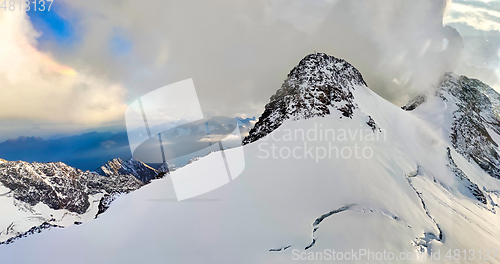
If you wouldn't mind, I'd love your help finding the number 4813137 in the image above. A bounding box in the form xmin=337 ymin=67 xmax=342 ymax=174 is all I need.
xmin=0 ymin=0 xmax=54 ymax=11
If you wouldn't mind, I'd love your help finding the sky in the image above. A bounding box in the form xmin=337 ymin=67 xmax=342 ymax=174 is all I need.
xmin=0 ymin=0 xmax=498 ymax=141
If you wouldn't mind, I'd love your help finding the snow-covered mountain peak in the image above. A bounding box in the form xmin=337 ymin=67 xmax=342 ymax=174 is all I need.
xmin=243 ymin=53 xmax=367 ymax=144
xmin=437 ymin=73 xmax=497 ymax=112
xmin=405 ymin=72 xmax=500 ymax=180
xmin=95 ymin=158 xmax=159 ymax=183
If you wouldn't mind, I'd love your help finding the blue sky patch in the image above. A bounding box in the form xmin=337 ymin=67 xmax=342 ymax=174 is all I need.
xmin=110 ymin=29 xmax=133 ymax=57
xmin=27 ymin=1 xmax=78 ymax=46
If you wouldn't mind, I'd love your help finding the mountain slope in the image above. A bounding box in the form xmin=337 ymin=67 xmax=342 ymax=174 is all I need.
xmin=1 ymin=54 xmax=500 ymax=264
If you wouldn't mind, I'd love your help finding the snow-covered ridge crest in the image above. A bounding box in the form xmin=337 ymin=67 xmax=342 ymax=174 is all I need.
xmin=243 ymin=53 xmax=367 ymax=144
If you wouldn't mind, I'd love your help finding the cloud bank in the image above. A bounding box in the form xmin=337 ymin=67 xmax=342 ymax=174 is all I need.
xmin=3 ymin=0 xmax=499 ymax=139
xmin=444 ymin=0 xmax=500 ymax=92
xmin=0 ymin=11 xmax=127 ymax=139
xmin=50 ymin=0 xmax=461 ymax=111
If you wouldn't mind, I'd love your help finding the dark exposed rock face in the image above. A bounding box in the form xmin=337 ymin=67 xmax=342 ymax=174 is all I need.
xmin=366 ymin=116 xmax=380 ymax=132
xmin=95 ymin=158 xmax=158 ymax=183
xmin=402 ymin=94 xmax=427 ymax=111
xmin=0 ymin=222 xmax=62 ymax=245
xmin=243 ymin=53 xmax=367 ymax=145
xmin=96 ymin=193 xmax=120 ymax=218
xmin=0 ymin=161 xmax=143 ymax=214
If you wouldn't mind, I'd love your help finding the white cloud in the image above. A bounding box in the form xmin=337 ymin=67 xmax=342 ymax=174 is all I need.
xmin=57 ymin=0 xmax=461 ymax=110
xmin=0 ymin=11 xmax=127 ymax=126
xmin=1 ymin=0 xmax=487 ymax=140
xmin=443 ymin=1 xmax=500 ymax=92
xmin=445 ymin=2 xmax=500 ymax=32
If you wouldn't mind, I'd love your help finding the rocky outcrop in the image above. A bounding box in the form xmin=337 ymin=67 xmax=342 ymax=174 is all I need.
xmin=402 ymin=94 xmax=426 ymax=111
xmin=0 ymin=161 xmax=143 ymax=214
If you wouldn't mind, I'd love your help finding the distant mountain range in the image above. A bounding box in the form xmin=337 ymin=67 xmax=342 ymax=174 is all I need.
xmin=0 ymin=132 xmax=131 ymax=171
xmin=0 ymin=118 xmax=255 ymax=171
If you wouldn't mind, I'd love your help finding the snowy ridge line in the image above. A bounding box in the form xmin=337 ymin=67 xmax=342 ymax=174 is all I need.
xmin=405 ymin=167 xmax=443 ymax=252
xmin=446 ymin=147 xmax=487 ymax=204
xmin=0 ymin=222 xmax=62 ymax=245
xmin=426 ymin=153 xmax=499 ymax=230
xmin=437 ymin=171 xmax=499 ymax=217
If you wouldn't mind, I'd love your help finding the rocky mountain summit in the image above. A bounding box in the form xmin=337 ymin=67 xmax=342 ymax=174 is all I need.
xmin=243 ymin=53 xmax=367 ymax=144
